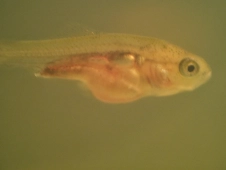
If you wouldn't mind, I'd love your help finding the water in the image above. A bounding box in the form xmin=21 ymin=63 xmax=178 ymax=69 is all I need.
xmin=0 ymin=1 xmax=225 ymax=169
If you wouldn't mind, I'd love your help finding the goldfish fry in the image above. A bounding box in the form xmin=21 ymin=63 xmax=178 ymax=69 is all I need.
xmin=0 ymin=33 xmax=212 ymax=103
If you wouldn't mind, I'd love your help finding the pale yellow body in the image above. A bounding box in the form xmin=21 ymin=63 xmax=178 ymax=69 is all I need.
xmin=0 ymin=34 xmax=211 ymax=103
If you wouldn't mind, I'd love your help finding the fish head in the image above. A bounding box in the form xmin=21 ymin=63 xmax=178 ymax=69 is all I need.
xmin=142 ymin=46 xmax=212 ymax=96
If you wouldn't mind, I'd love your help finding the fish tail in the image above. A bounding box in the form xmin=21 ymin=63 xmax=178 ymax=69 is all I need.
xmin=0 ymin=52 xmax=8 ymax=64
xmin=0 ymin=41 xmax=11 ymax=64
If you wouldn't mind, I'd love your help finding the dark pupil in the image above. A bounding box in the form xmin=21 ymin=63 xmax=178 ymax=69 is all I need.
xmin=187 ymin=65 xmax=195 ymax=72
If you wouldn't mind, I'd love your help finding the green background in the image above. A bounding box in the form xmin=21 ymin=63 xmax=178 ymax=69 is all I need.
xmin=0 ymin=0 xmax=225 ymax=169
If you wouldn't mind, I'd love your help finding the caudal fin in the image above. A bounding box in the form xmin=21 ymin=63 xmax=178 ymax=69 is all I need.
xmin=0 ymin=41 xmax=10 ymax=64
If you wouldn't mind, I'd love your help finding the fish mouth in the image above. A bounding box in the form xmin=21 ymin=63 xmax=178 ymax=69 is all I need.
xmin=193 ymin=69 xmax=212 ymax=90
xmin=184 ymin=69 xmax=212 ymax=92
xmin=203 ymin=69 xmax=212 ymax=81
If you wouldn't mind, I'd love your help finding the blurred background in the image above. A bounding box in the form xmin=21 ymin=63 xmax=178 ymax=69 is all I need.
xmin=0 ymin=0 xmax=225 ymax=169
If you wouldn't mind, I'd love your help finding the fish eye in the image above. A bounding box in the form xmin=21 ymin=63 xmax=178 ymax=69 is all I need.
xmin=179 ymin=58 xmax=199 ymax=77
